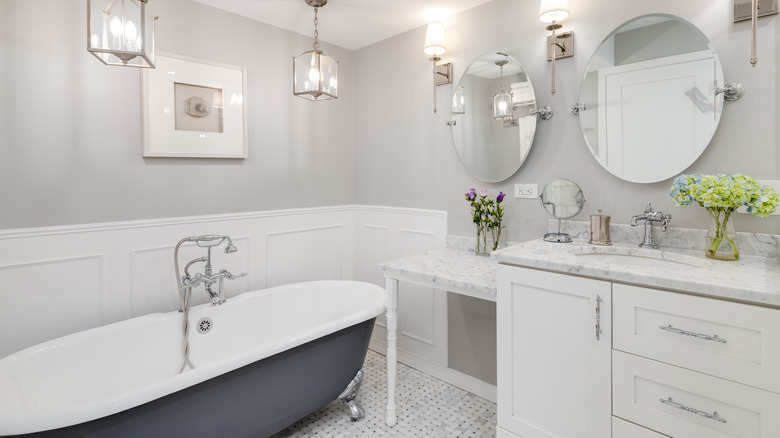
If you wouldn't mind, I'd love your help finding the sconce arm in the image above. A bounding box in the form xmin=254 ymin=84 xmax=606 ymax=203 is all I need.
xmin=531 ymin=106 xmax=554 ymax=120
xmin=714 ymin=82 xmax=745 ymax=101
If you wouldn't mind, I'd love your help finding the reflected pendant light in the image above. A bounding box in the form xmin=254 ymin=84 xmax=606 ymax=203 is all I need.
xmin=87 ymin=0 xmax=156 ymax=68
xmin=293 ymin=0 xmax=339 ymax=101
xmin=493 ymin=60 xmax=513 ymax=119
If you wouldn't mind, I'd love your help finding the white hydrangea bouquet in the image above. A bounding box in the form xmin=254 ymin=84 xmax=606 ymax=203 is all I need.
xmin=670 ymin=173 xmax=778 ymax=260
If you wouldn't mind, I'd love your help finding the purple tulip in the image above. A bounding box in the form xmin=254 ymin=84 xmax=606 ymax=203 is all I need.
xmin=465 ymin=188 xmax=477 ymax=201
xmin=497 ymin=192 xmax=505 ymax=203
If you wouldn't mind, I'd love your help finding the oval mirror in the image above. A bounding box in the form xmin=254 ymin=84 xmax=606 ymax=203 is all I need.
xmin=577 ymin=14 xmax=725 ymax=183
xmin=451 ymin=52 xmax=538 ymax=182
xmin=540 ymin=179 xmax=585 ymax=243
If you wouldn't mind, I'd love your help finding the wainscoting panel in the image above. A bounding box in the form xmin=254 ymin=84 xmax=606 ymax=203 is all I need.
xmin=265 ymin=225 xmax=344 ymax=288
xmin=0 ymin=255 xmax=103 ymax=358
xmin=0 ymin=206 xmax=444 ymax=360
xmin=354 ymin=206 xmax=448 ymax=368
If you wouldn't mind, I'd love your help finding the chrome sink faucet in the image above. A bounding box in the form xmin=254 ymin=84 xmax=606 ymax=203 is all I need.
xmin=629 ymin=203 xmax=671 ymax=248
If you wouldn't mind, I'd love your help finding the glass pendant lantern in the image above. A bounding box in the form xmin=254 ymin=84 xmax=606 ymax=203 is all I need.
xmin=87 ymin=0 xmax=156 ymax=68
xmin=293 ymin=0 xmax=339 ymax=101
xmin=493 ymin=60 xmax=513 ymax=119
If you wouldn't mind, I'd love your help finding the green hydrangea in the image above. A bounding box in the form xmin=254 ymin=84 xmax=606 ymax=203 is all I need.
xmin=670 ymin=173 xmax=778 ymax=217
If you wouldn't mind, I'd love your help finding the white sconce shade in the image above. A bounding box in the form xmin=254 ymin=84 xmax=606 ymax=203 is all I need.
xmin=424 ymin=22 xmax=447 ymax=57
xmin=293 ymin=50 xmax=339 ymax=101
xmin=87 ymin=0 xmax=156 ymax=68
xmin=539 ymin=0 xmax=569 ymax=23
xmin=452 ymin=86 xmax=465 ymax=114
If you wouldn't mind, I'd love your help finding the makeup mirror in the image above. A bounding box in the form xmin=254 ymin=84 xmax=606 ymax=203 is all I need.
xmin=540 ymin=179 xmax=585 ymax=243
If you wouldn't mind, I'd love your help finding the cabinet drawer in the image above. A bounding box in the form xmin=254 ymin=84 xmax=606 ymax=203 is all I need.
xmin=613 ymin=283 xmax=780 ymax=392
xmin=612 ymin=416 xmax=668 ymax=437
xmin=613 ymin=351 xmax=780 ymax=438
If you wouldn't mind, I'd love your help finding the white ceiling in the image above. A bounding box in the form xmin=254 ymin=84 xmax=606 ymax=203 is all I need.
xmin=192 ymin=0 xmax=495 ymax=51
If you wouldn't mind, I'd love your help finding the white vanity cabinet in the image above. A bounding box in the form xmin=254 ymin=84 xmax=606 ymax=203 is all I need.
xmin=496 ymin=265 xmax=612 ymax=438
xmin=612 ymin=284 xmax=780 ymax=438
xmin=498 ymin=262 xmax=780 ymax=438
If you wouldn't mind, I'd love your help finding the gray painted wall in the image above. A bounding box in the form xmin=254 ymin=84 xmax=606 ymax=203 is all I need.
xmin=352 ymin=0 xmax=779 ymax=383
xmin=0 ymin=0 xmax=354 ymax=229
xmin=2 ymin=0 xmax=779 ymax=386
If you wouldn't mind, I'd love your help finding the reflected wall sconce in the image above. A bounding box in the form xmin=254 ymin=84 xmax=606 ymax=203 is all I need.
xmin=424 ymin=22 xmax=453 ymax=113
xmin=539 ymin=0 xmax=572 ymax=95
xmin=293 ymin=0 xmax=339 ymax=101
xmin=733 ymin=0 xmax=778 ymax=66
xmin=87 ymin=0 xmax=157 ymax=68
xmin=452 ymin=86 xmax=465 ymax=114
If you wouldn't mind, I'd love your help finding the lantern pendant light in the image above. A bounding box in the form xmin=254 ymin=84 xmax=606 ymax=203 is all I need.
xmin=87 ymin=0 xmax=156 ymax=68
xmin=293 ymin=0 xmax=339 ymax=101
xmin=493 ymin=60 xmax=513 ymax=119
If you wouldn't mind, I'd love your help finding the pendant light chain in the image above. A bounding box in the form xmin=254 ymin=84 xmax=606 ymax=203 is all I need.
xmin=313 ymin=7 xmax=320 ymax=51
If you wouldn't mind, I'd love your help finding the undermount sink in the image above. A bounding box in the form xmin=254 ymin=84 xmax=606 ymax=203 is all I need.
xmin=568 ymin=246 xmax=711 ymax=271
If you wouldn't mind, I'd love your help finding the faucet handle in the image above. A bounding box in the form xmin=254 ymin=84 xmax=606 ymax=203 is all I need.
xmin=217 ymin=269 xmax=247 ymax=280
xmin=644 ymin=203 xmax=655 ymax=213
xmin=661 ymin=213 xmax=672 ymax=231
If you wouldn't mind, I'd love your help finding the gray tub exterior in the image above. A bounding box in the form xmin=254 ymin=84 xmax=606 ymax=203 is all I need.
xmin=8 ymin=318 xmax=375 ymax=438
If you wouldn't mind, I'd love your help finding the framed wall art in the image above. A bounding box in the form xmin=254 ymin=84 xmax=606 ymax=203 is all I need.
xmin=142 ymin=53 xmax=248 ymax=158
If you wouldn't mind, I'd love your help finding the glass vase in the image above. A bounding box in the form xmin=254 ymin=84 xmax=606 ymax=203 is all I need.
xmin=475 ymin=225 xmax=502 ymax=256
xmin=705 ymin=209 xmax=739 ymax=261
xmin=475 ymin=225 xmax=489 ymax=256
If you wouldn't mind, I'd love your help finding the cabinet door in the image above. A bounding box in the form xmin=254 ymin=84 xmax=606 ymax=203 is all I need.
xmin=497 ymin=265 xmax=612 ymax=438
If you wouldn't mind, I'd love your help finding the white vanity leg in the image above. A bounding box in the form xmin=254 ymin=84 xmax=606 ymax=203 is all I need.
xmin=385 ymin=277 xmax=398 ymax=427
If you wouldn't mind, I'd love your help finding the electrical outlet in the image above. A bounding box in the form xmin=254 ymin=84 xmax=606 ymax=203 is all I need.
xmin=514 ymin=184 xmax=538 ymax=199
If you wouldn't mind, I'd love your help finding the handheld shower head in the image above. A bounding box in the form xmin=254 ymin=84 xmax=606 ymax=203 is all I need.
xmin=224 ymin=237 xmax=238 ymax=254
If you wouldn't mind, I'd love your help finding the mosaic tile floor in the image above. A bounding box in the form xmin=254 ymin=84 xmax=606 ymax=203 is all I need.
xmin=271 ymin=349 xmax=497 ymax=437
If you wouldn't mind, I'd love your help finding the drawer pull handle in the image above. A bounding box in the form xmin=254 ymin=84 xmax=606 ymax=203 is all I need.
xmin=659 ymin=325 xmax=727 ymax=343
xmin=660 ymin=397 xmax=727 ymax=423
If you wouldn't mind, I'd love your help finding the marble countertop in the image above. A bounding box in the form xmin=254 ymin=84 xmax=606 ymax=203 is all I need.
xmin=495 ymin=239 xmax=780 ymax=308
xmin=379 ymin=248 xmax=497 ymax=299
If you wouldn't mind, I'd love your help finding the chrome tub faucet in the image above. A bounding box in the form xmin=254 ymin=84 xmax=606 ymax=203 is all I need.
xmin=629 ymin=203 xmax=671 ymax=248
xmin=174 ymin=235 xmax=247 ymax=308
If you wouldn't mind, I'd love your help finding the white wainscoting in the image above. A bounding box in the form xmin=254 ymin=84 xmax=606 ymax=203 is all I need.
xmin=0 ymin=206 xmax=447 ymax=362
xmin=354 ymin=207 xmax=449 ymax=367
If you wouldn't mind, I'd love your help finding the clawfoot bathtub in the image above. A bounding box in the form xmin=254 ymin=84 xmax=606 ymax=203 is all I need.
xmin=0 ymin=280 xmax=385 ymax=437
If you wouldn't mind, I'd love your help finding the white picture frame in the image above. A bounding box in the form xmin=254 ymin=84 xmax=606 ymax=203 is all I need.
xmin=142 ymin=53 xmax=248 ymax=158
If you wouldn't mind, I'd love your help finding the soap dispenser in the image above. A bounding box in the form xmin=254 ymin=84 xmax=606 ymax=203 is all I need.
xmin=589 ymin=209 xmax=612 ymax=246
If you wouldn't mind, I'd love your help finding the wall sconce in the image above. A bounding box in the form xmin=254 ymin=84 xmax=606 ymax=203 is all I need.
xmin=87 ymin=0 xmax=157 ymax=68
xmin=733 ymin=0 xmax=778 ymax=66
xmin=539 ymin=0 xmax=571 ymax=95
xmin=293 ymin=0 xmax=339 ymax=101
xmin=424 ymin=22 xmax=453 ymax=113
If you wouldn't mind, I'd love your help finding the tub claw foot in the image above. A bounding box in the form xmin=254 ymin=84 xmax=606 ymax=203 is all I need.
xmin=338 ymin=369 xmax=365 ymax=421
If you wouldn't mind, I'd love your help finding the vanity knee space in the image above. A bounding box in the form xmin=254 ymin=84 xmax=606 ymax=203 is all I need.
xmin=497 ymin=265 xmax=780 ymax=438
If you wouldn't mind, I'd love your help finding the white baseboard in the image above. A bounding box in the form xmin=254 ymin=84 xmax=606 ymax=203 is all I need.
xmin=369 ymin=337 xmax=497 ymax=404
